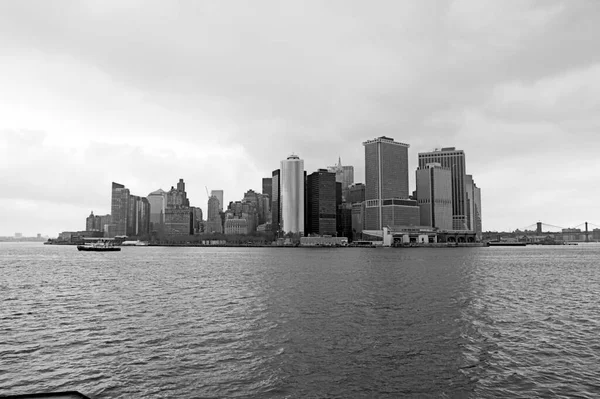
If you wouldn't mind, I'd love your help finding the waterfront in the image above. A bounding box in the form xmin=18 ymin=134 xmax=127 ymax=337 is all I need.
xmin=2 ymin=243 xmax=600 ymax=398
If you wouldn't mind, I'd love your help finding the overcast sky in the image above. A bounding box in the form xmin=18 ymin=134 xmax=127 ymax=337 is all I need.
xmin=1 ymin=0 xmax=599 ymax=236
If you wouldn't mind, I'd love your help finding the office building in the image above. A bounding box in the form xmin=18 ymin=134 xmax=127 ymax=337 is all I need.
xmin=210 ymin=190 xmax=224 ymax=212
xmin=109 ymin=182 xmax=150 ymax=237
xmin=306 ymin=169 xmax=337 ymax=236
xmin=418 ymin=148 xmax=468 ymax=230
xmin=416 ymin=163 xmax=453 ymax=230
xmin=271 ymin=169 xmax=281 ymax=234
xmin=164 ymin=179 xmax=194 ymax=235
xmin=110 ymin=182 xmax=130 ymax=237
xmin=327 ymin=157 xmax=354 ymax=201
xmin=280 ymin=155 xmax=305 ymax=234
xmin=126 ymin=196 xmax=150 ymax=236
xmin=86 ymin=211 xmax=111 ymax=232
xmin=363 ymin=136 xmax=417 ymax=230
xmin=262 ymin=178 xmax=272 ymax=206
xmin=347 ymin=183 xmax=365 ymax=204
xmin=207 ymin=195 xmax=220 ymax=221
xmin=147 ymin=189 xmax=167 ymax=230
xmin=466 ymin=175 xmax=482 ymax=240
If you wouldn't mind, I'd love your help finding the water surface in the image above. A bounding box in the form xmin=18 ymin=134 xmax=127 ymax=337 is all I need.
xmin=2 ymin=243 xmax=599 ymax=398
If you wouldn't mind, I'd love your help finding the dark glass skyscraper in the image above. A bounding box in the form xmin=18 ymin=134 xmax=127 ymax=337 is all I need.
xmin=306 ymin=169 xmax=337 ymax=236
xmin=271 ymin=169 xmax=281 ymax=234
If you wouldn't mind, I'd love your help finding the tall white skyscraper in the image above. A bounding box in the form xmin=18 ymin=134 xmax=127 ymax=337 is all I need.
xmin=280 ymin=154 xmax=305 ymax=234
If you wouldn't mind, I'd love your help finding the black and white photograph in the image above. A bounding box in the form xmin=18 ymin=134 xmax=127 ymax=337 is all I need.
xmin=1 ymin=1 xmax=599 ymax=398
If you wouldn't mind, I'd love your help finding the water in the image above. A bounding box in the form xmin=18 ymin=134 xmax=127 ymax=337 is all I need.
xmin=1 ymin=243 xmax=600 ymax=398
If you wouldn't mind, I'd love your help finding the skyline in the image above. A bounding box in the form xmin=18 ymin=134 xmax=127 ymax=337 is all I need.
xmin=1 ymin=1 xmax=600 ymax=236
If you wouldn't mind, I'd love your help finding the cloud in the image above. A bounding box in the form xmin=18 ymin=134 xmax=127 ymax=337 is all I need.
xmin=1 ymin=0 xmax=600 ymax=234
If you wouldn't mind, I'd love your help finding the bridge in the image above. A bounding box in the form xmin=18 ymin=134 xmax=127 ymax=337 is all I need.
xmin=516 ymin=221 xmax=600 ymax=242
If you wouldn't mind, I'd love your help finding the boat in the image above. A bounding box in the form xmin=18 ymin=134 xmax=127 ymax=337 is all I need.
xmin=486 ymin=241 xmax=527 ymax=247
xmin=121 ymin=240 xmax=149 ymax=246
xmin=77 ymin=238 xmax=121 ymax=252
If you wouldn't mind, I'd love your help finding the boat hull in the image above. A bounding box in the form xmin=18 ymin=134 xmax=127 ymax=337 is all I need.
xmin=77 ymin=245 xmax=121 ymax=252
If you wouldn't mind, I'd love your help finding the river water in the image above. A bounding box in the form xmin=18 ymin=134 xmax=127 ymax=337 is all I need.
xmin=1 ymin=243 xmax=599 ymax=398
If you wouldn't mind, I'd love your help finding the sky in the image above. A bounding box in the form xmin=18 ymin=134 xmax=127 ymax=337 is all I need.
xmin=1 ymin=0 xmax=599 ymax=236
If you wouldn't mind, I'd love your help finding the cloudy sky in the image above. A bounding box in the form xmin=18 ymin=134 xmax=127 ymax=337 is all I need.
xmin=1 ymin=0 xmax=599 ymax=236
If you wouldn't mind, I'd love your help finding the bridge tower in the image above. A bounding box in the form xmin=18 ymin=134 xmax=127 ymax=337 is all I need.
xmin=585 ymin=222 xmax=590 ymax=242
xmin=536 ymin=221 xmax=542 ymax=235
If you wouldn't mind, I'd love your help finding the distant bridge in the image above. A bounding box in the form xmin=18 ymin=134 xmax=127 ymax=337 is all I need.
xmin=517 ymin=221 xmax=600 ymax=242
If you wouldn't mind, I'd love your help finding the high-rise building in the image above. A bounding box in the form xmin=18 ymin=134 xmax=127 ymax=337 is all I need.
xmin=110 ymin=182 xmax=130 ymax=237
xmin=164 ymin=179 xmax=194 ymax=235
xmin=126 ymin=196 xmax=150 ymax=236
xmin=147 ymin=189 xmax=167 ymax=230
xmin=466 ymin=175 xmax=482 ymax=240
xmin=207 ymin=195 xmax=220 ymax=221
xmin=327 ymin=157 xmax=354 ymax=201
xmin=109 ymin=182 xmax=150 ymax=237
xmin=280 ymin=155 xmax=305 ymax=234
xmin=86 ymin=211 xmax=111 ymax=232
xmin=271 ymin=169 xmax=281 ymax=234
xmin=416 ymin=163 xmax=453 ymax=230
xmin=363 ymin=137 xmax=417 ymax=230
xmin=418 ymin=148 xmax=468 ymax=230
xmin=262 ymin=178 xmax=272 ymax=205
xmin=347 ymin=183 xmax=365 ymax=204
xmin=306 ymin=169 xmax=337 ymax=236
xmin=210 ymin=190 xmax=224 ymax=212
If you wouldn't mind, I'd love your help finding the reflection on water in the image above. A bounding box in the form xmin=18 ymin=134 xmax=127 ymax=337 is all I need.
xmin=1 ymin=243 xmax=599 ymax=398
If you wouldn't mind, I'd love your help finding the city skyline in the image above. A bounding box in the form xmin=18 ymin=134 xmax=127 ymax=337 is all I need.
xmin=1 ymin=2 xmax=600 ymax=235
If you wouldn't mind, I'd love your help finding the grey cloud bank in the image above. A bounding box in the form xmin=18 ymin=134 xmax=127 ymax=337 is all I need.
xmin=1 ymin=0 xmax=599 ymax=236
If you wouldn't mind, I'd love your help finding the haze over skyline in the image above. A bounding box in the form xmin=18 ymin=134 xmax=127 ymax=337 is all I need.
xmin=1 ymin=1 xmax=599 ymax=236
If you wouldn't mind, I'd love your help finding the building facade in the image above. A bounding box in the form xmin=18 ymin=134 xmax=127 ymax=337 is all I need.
xmin=210 ymin=190 xmax=224 ymax=212
xmin=280 ymin=155 xmax=305 ymax=234
xmin=416 ymin=163 xmax=453 ymax=230
xmin=110 ymin=182 xmax=130 ymax=237
xmin=85 ymin=211 xmax=111 ymax=232
xmin=418 ymin=148 xmax=468 ymax=230
xmin=363 ymin=136 xmax=415 ymax=230
xmin=262 ymin=177 xmax=272 ymax=207
xmin=465 ymin=174 xmax=482 ymax=240
xmin=306 ymin=169 xmax=337 ymax=236
xmin=271 ymin=169 xmax=281 ymax=234
xmin=327 ymin=157 xmax=354 ymax=202
xmin=347 ymin=183 xmax=366 ymax=204
xmin=164 ymin=179 xmax=194 ymax=235
xmin=147 ymin=189 xmax=167 ymax=230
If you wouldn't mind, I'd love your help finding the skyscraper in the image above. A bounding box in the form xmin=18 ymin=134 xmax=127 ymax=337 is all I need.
xmin=416 ymin=163 xmax=453 ymax=230
xmin=306 ymin=169 xmax=337 ymax=236
xmin=164 ymin=179 xmax=194 ymax=235
xmin=280 ymin=155 xmax=305 ymax=234
xmin=271 ymin=169 xmax=281 ymax=234
xmin=210 ymin=190 xmax=224 ymax=212
xmin=327 ymin=157 xmax=354 ymax=201
xmin=418 ymin=148 xmax=468 ymax=230
xmin=205 ymin=195 xmax=223 ymax=233
xmin=147 ymin=189 xmax=167 ymax=230
xmin=465 ymin=174 xmax=482 ymax=240
xmin=110 ymin=182 xmax=130 ymax=237
xmin=262 ymin=177 xmax=272 ymax=206
xmin=363 ymin=137 xmax=418 ymax=230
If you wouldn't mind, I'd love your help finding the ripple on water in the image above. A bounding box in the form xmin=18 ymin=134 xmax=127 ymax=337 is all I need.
xmin=2 ymin=243 xmax=600 ymax=398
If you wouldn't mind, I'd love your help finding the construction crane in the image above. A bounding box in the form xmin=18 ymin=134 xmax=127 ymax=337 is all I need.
xmin=205 ymin=186 xmax=210 ymax=199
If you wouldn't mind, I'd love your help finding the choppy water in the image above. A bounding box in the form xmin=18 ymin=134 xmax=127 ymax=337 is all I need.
xmin=1 ymin=243 xmax=600 ymax=398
